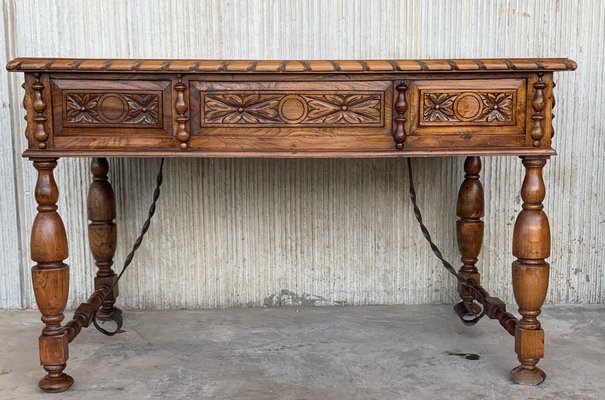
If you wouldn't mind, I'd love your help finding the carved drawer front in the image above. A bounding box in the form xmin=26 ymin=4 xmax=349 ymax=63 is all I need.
xmin=407 ymin=79 xmax=527 ymax=136
xmin=190 ymin=81 xmax=392 ymax=138
xmin=51 ymin=78 xmax=172 ymax=138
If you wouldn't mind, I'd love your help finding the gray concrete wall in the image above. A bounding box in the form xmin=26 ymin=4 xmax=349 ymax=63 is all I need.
xmin=0 ymin=0 xmax=603 ymax=309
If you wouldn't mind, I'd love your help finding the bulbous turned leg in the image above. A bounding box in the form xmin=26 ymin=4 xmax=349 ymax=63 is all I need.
xmin=31 ymin=158 xmax=74 ymax=392
xmin=456 ymin=156 xmax=484 ymax=314
xmin=510 ymin=156 xmax=550 ymax=385
xmin=88 ymin=158 xmax=119 ymax=320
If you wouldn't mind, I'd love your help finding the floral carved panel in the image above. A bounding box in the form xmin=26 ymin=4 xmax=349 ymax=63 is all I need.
xmin=202 ymin=92 xmax=384 ymax=127
xmin=420 ymin=91 xmax=516 ymax=125
xmin=64 ymin=91 xmax=162 ymax=127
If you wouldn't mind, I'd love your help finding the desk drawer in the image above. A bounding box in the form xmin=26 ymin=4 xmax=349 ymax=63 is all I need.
xmin=50 ymin=78 xmax=173 ymax=138
xmin=190 ymin=80 xmax=393 ymax=148
xmin=407 ymin=78 xmax=527 ymax=136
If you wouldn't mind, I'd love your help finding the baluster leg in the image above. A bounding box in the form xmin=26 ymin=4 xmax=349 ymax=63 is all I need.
xmin=456 ymin=156 xmax=484 ymax=312
xmin=510 ymin=156 xmax=550 ymax=385
xmin=88 ymin=157 xmax=119 ymax=319
xmin=30 ymin=158 xmax=74 ymax=392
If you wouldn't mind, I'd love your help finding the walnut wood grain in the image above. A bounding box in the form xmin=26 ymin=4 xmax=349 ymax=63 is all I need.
xmin=30 ymin=158 xmax=73 ymax=392
xmin=174 ymin=74 xmax=190 ymax=149
xmin=7 ymin=57 xmax=577 ymax=73
xmin=88 ymin=158 xmax=119 ymax=320
xmin=510 ymin=156 xmax=550 ymax=386
xmin=456 ymin=156 xmax=484 ymax=311
xmin=23 ymin=147 xmax=557 ymax=159
xmin=189 ymin=79 xmax=392 ymax=142
xmin=407 ymin=78 xmax=527 ymax=137
xmin=50 ymin=78 xmax=172 ymax=139
xmin=393 ymin=82 xmax=408 ymax=149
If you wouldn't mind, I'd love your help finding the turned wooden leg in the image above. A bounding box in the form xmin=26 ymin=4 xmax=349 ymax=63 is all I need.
xmin=30 ymin=158 xmax=74 ymax=392
xmin=88 ymin=158 xmax=119 ymax=319
xmin=456 ymin=156 xmax=484 ymax=313
xmin=510 ymin=156 xmax=550 ymax=385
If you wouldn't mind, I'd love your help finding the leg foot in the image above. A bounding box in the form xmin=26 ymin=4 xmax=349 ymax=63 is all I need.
xmin=510 ymin=364 xmax=546 ymax=386
xmin=38 ymin=366 xmax=74 ymax=392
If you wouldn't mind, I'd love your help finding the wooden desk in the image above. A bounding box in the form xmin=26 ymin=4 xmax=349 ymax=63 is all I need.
xmin=6 ymin=57 xmax=576 ymax=391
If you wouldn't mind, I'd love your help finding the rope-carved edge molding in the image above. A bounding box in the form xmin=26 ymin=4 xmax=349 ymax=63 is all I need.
xmin=7 ymin=58 xmax=577 ymax=73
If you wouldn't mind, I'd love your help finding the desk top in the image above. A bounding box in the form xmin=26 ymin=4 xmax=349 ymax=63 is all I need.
xmin=6 ymin=57 xmax=576 ymax=158
xmin=7 ymin=57 xmax=577 ymax=74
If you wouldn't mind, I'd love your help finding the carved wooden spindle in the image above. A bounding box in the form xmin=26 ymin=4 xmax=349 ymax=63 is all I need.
xmin=393 ymin=82 xmax=408 ymax=149
xmin=88 ymin=158 xmax=119 ymax=319
xmin=530 ymin=73 xmax=546 ymax=147
xmin=175 ymin=74 xmax=190 ymax=149
xmin=456 ymin=156 xmax=484 ymax=311
xmin=31 ymin=158 xmax=73 ymax=392
xmin=510 ymin=156 xmax=550 ymax=385
xmin=32 ymin=73 xmax=49 ymax=149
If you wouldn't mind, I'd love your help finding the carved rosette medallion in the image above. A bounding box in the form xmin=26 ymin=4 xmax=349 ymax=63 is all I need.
xmin=278 ymin=95 xmax=308 ymax=123
xmin=97 ymin=94 xmax=129 ymax=123
xmin=202 ymin=92 xmax=383 ymax=127
xmin=421 ymin=91 xmax=515 ymax=125
xmin=65 ymin=92 xmax=162 ymax=127
xmin=452 ymin=93 xmax=483 ymax=121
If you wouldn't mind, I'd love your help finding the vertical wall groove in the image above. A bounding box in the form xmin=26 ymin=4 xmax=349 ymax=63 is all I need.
xmin=0 ymin=0 xmax=21 ymax=309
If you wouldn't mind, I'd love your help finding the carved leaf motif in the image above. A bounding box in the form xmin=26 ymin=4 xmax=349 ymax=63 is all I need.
xmin=423 ymin=93 xmax=456 ymax=122
xmin=305 ymin=94 xmax=381 ymax=124
xmin=66 ymin=93 xmax=101 ymax=123
xmin=204 ymin=97 xmax=239 ymax=122
xmin=478 ymin=93 xmax=513 ymax=122
xmin=240 ymin=97 xmax=280 ymax=122
xmin=204 ymin=92 xmax=382 ymax=125
xmin=123 ymin=94 xmax=159 ymax=124
xmin=205 ymin=94 xmax=282 ymax=123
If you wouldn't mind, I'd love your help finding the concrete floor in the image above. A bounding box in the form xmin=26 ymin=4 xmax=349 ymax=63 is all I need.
xmin=0 ymin=305 xmax=603 ymax=400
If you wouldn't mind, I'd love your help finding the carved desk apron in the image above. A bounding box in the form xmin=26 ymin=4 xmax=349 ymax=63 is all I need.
xmin=6 ymin=57 xmax=576 ymax=392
